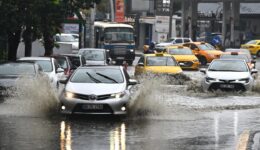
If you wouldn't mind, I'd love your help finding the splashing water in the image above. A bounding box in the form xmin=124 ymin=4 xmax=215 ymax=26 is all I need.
xmin=1 ymin=75 xmax=60 ymax=117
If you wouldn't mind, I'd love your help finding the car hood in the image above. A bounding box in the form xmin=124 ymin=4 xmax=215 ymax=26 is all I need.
xmin=145 ymin=66 xmax=182 ymax=74
xmin=156 ymin=43 xmax=173 ymax=47
xmin=86 ymin=60 xmax=106 ymax=66
xmin=207 ymin=71 xmax=250 ymax=80
xmin=65 ymin=83 xmax=126 ymax=95
xmin=173 ymin=55 xmax=198 ymax=61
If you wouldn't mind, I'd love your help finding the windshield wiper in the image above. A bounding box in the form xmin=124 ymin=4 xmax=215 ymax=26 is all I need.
xmin=96 ymin=73 xmax=118 ymax=83
xmin=208 ymin=69 xmax=218 ymax=71
xmin=86 ymin=72 xmax=101 ymax=83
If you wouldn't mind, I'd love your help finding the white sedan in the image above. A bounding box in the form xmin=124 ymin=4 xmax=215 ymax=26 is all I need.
xmin=59 ymin=66 xmax=137 ymax=115
xmin=200 ymin=59 xmax=258 ymax=92
xmin=19 ymin=57 xmax=65 ymax=89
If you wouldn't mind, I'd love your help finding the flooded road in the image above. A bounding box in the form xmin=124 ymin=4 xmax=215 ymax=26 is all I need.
xmin=1 ymin=58 xmax=260 ymax=150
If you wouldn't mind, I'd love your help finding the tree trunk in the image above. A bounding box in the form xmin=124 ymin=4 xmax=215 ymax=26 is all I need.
xmin=8 ymin=30 xmax=21 ymax=61
xmin=23 ymin=26 xmax=32 ymax=57
xmin=43 ymin=31 xmax=54 ymax=56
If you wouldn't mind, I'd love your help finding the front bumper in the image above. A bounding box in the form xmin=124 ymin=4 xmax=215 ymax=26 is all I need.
xmin=60 ymin=95 xmax=130 ymax=115
xmin=202 ymin=79 xmax=253 ymax=92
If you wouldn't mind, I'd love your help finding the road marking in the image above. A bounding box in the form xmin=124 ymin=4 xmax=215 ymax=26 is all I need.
xmin=237 ymin=130 xmax=250 ymax=150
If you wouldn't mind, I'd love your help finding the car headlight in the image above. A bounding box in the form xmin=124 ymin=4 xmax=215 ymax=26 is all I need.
xmin=111 ymin=92 xmax=126 ymax=99
xmin=205 ymin=77 xmax=216 ymax=82
xmin=106 ymin=49 xmax=110 ymax=52
xmin=239 ymin=78 xmax=250 ymax=83
xmin=65 ymin=91 xmax=74 ymax=99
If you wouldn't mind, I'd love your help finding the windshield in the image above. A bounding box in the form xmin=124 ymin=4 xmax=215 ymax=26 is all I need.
xmin=246 ymin=40 xmax=257 ymax=45
xmin=81 ymin=50 xmax=105 ymax=61
xmin=209 ymin=60 xmax=248 ymax=72
xmin=70 ymin=68 xmax=124 ymax=83
xmin=0 ymin=63 xmax=36 ymax=76
xmin=56 ymin=35 xmax=76 ymax=42
xmin=32 ymin=60 xmax=53 ymax=72
xmin=220 ymin=54 xmax=250 ymax=62
xmin=198 ymin=43 xmax=215 ymax=50
xmin=146 ymin=56 xmax=177 ymax=66
xmin=104 ymin=27 xmax=134 ymax=43
xmin=168 ymin=48 xmax=193 ymax=55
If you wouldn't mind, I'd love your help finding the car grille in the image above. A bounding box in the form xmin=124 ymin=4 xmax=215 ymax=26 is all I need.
xmin=73 ymin=93 xmax=111 ymax=101
xmin=179 ymin=61 xmax=193 ymax=67
xmin=113 ymin=46 xmax=127 ymax=55
xmin=209 ymin=83 xmax=246 ymax=91
xmin=73 ymin=104 xmax=113 ymax=114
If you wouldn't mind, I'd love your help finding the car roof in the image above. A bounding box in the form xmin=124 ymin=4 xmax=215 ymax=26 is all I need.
xmin=144 ymin=53 xmax=173 ymax=57
xmin=79 ymin=48 xmax=106 ymax=51
xmin=18 ymin=57 xmax=52 ymax=61
xmin=0 ymin=61 xmax=36 ymax=65
xmin=60 ymin=54 xmax=80 ymax=57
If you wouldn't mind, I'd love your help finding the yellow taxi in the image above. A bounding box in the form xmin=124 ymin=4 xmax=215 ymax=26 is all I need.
xmin=241 ymin=40 xmax=260 ymax=57
xmin=183 ymin=42 xmax=223 ymax=65
xmin=165 ymin=45 xmax=200 ymax=70
xmin=134 ymin=53 xmax=183 ymax=76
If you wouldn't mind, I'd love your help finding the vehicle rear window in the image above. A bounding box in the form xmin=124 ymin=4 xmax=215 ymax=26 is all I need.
xmin=146 ymin=56 xmax=177 ymax=66
xmin=81 ymin=50 xmax=105 ymax=61
xmin=68 ymin=56 xmax=81 ymax=67
xmin=220 ymin=54 xmax=250 ymax=62
xmin=71 ymin=68 xmax=124 ymax=83
xmin=32 ymin=60 xmax=53 ymax=72
xmin=0 ymin=63 xmax=36 ymax=75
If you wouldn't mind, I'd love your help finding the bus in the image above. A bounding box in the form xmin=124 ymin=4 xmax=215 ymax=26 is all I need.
xmin=94 ymin=21 xmax=136 ymax=65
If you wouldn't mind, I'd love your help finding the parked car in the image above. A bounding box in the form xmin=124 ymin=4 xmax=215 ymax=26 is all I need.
xmin=134 ymin=53 xmax=183 ymax=76
xmin=59 ymin=66 xmax=137 ymax=115
xmin=0 ymin=62 xmax=46 ymax=99
xmin=60 ymin=54 xmax=86 ymax=68
xmin=200 ymin=59 xmax=257 ymax=92
xmin=183 ymin=42 xmax=223 ymax=65
xmin=165 ymin=45 xmax=200 ymax=70
xmin=156 ymin=37 xmax=193 ymax=49
xmin=54 ymin=33 xmax=79 ymax=53
xmin=241 ymin=40 xmax=260 ymax=57
xmin=18 ymin=57 xmax=64 ymax=88
xmin=78 ymin=48 xmax=109 ymax=66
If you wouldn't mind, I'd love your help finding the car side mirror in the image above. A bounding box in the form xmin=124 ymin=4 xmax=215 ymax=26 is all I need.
xmin=128 ymin=79 xmax=138 ymax=85
xmin=57 ymin=68 xmax=64 ymax=73
xmin=200 ymin=68 xmax=206 ymax=74
xmin=137 ymin=62 xmax=144 ymax=67
xmin=251 ymin=69 xmax=258 ymax=74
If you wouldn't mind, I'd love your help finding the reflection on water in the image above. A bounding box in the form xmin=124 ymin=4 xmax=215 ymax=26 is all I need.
xmin=60 ymin=121 xmax=72 ymax=150
xmin=110 ymin=123 xmax=126 ymax=150
xmin=59 ymin=120 xmax=126 ymax=150
xmin=214 ymin=113 xmax=219 ymax=150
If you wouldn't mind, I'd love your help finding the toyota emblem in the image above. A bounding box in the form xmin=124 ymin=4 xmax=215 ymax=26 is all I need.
xmin=89 ymin=94 xmax=97 ymax=100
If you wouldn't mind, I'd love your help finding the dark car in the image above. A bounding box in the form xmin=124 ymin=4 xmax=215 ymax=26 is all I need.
xmin=0 ymin=62 xmax=45 ymax=100
xmin=60 ymin=54 xmax=86 ymax=68
xmin=51 ymin=55 xmax=77 ymax=77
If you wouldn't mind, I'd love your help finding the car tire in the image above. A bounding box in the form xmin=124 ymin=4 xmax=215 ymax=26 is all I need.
xmin=256 ymin=51 xmax=260 ymax=57
xmin=198 ymin=56 xmax=207 ymax=66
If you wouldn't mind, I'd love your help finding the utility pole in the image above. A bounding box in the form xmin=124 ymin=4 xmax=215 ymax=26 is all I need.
xmin=168 ymin=0 xmax=174 ymax=39
xmin=90 ymin=2 xmax=96 ymax=48
xmin=110 ymin=0 xmax=115 ymax=21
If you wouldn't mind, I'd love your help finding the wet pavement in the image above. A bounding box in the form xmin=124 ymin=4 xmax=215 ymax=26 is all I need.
xmin=1 ymin=57 xmax=260 ymax=150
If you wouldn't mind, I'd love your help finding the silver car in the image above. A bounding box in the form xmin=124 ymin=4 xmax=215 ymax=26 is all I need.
xmin=59 ymin=66 xmax=137 ymax=115
xmin=200 ymin=59 xmax=257 ymax=92
xmin=78 ymin=48 xmax=109 ymax=66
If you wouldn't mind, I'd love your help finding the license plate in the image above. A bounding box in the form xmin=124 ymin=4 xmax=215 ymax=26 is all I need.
xmin=220 ymin=84 xmax=234 ymax=89
xmin=82 ymin=104 xmax=103 ymax=110
xmin=117 ymin=57 xmax=124 ymax=60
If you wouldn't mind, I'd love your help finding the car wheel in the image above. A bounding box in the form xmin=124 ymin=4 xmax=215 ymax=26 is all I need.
xmin=199 ymin=56 xmax=207 ymax=66
xmin=256 ymin=51 xmax=260 ymax=57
